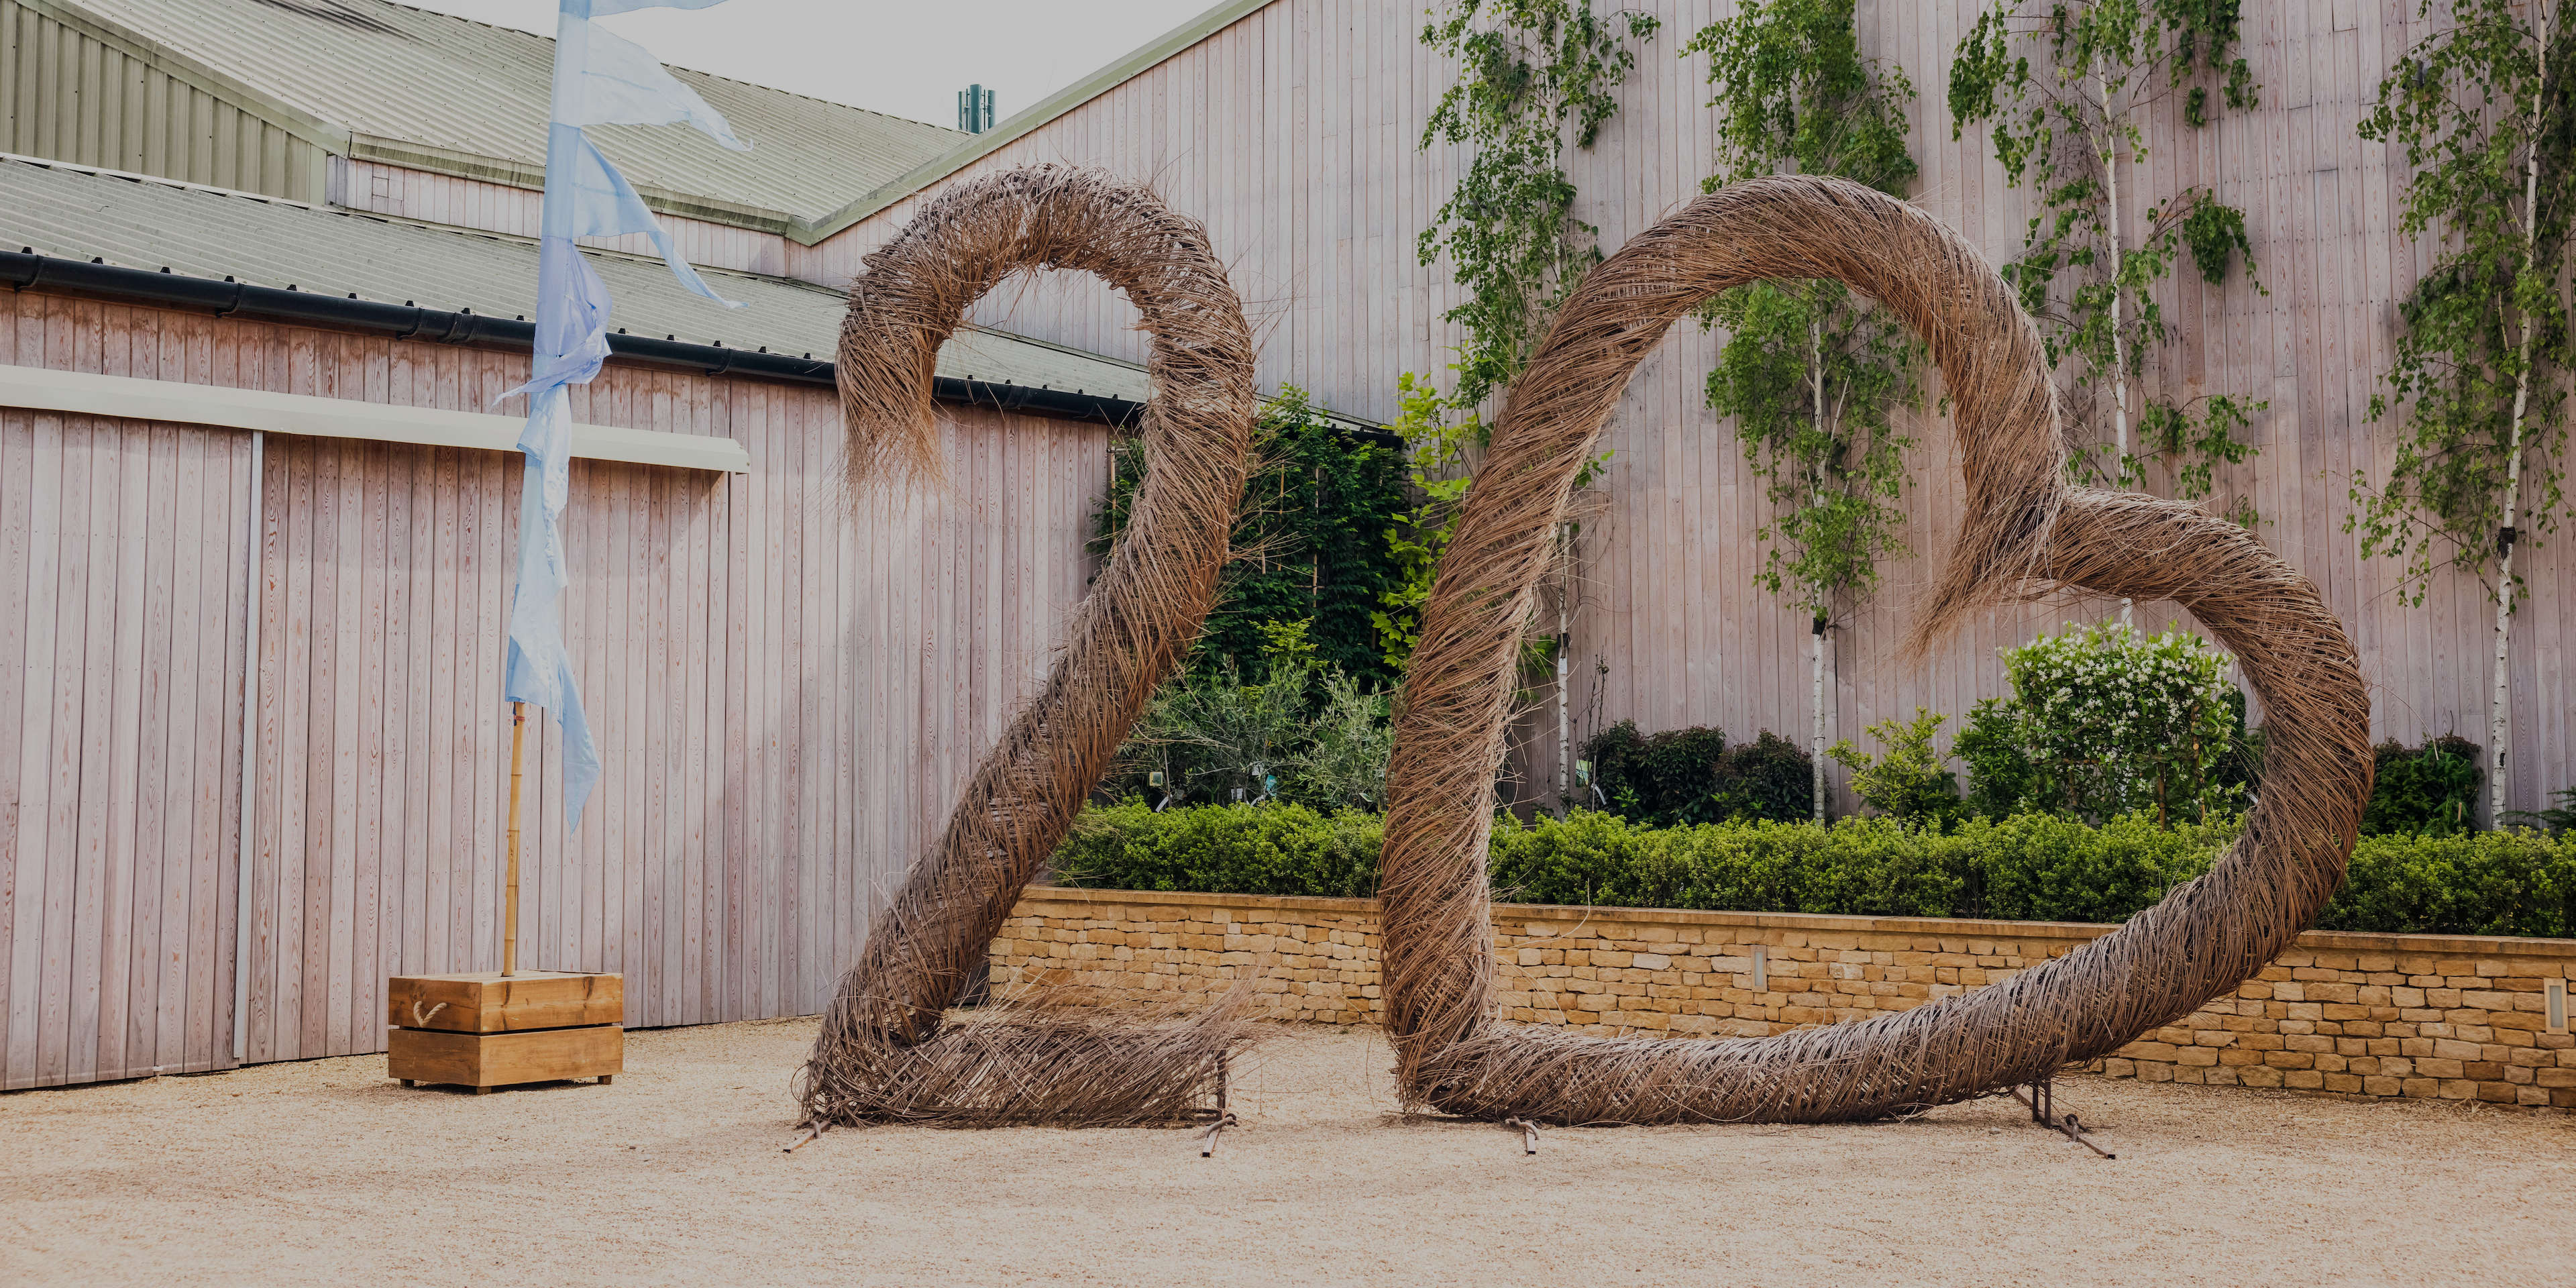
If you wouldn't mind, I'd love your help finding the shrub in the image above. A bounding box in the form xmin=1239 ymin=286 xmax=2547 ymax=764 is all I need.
xmin=1952 ymin=696 xmax=2036 ymax=820
xmin=1579 ymin=720 xmax=1813 ymax=826
xmin=1828 ymin=708 xmax=1964 ymax=824
xmin=1711 ymin=731 xmax=1816 ymax=823
xmin=1048 ymin=804 xmax=2576 ymax=937
xmin=2318 ymin=829 xmax=2576 ymax=937
xmin=1994 ymin=621 xmax=2245 ymax=824
xmin=1580 ymin=720 xmax=1729 ymax=824
xmin=1052 ymin=799 xmax=1382 ymax=899
xmin=2362 ymin=735 xmax=2484 ymax=837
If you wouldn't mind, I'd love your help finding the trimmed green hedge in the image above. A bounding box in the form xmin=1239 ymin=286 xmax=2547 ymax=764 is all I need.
xmin=1050 ymin=802 xmax=2576 ymax=938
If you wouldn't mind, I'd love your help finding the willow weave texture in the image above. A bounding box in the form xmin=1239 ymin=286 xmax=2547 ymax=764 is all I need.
xmin=1377 ymin=175 xmax=2376 ymax=1124
xmin=798 ymin=166 xmax=1262 ymax=1128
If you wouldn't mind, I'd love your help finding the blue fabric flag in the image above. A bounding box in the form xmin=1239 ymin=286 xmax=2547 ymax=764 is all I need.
xmin=506 ymin=0 xmax=749 ymax=830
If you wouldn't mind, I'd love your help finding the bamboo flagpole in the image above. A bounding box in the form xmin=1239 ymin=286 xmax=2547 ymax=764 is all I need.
xmin=504 ymin=702 xmax=527 ymax=976
xmin=385 ymin=3 xmax=745 ymax=1093
xmin=488 ymin=0 xmax=749 ymax=979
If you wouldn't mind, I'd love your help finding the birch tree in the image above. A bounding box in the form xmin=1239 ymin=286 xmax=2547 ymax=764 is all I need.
xmin=1688 ymin=0 xmax=1921 ymax=822
xmin=1949 ymin=1 xmax=2265 ymax=521
xmin=2355 ymin=0 xmax=2576 ymax=828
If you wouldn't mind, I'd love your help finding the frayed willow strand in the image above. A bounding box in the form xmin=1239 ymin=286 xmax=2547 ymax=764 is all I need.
xmin=800 ymin=165 xmax=1263 ymax=1128
xmin=1377 ymin=175 xmax=2373 ymax=1125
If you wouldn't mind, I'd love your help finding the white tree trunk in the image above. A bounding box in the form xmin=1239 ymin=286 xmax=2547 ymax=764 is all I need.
xmin=2098 ymin=70 xmax=2135 ymax=631
xmin=1556 ymin=525 xmax=1572 ymax=818
xmin=2493 ymin=3 xmax=2553 ymax=828
xmin=1811 ymin=315 xmax=1829 ymax=824
xmin=2098 ymin=72 xmax=2131 ymax=474
xmin=1812 ymin=622 xmax=1827 ymax=824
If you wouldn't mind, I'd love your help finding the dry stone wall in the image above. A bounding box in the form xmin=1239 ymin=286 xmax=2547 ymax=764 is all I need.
xmin=991 ymin=888 xmax=2576 ymax=1112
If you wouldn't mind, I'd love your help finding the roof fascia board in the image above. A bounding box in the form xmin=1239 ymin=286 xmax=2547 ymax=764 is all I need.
xmin=347 ymin=136 xmax=799 ymax=234
xmin=0 ymin=362 xmax=753 ymax=472
xmin=788 ymin=0 xmax=1277 ymax=246
xmin=28 ymin=0 xmax=354 ymax=156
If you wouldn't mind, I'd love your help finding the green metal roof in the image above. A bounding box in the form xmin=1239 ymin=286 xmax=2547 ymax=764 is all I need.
xmin=0 ymin=154 xmax=1154 ymax=401
xmin=40 ymin=0 xmax=967 ymax=231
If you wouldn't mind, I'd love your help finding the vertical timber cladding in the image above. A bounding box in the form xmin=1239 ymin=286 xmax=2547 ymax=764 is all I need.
xmin=1 ymin=407 xmax=257 ymax=1090
xmin=0 ymin=0 xmax=331 ymax=202
xmin=0 ymin=288 xmax=1110 ymax=1085
xmin=808 ymin=0 xmax=2576 ymax=814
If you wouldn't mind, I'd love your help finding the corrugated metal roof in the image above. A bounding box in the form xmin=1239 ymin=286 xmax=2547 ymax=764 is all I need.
xmin=52 ymin=0 xmax=965 ymax=227
xmin=0 ymin=154 xmax=1152 ymax=401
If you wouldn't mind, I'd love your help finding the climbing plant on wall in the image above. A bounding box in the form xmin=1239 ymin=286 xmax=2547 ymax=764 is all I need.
xmin=1686 ymin=0 xmax=1923 ymax=823
xmin=1418 ymin=0 xmax=1661 ymax=411
xmin=2353 ymin=0 xmax=2576 ymax=828
xmin=1414 ymin=1 xmax=1652 ymax=812
xmin=1949 ymin=0 xmax=2265 ymax=511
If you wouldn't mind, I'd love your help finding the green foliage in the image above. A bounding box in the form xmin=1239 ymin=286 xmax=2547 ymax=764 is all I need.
xmin=1828 ymin=708 xmax=1966 ymax=824
xmin=1702 ymin=279 xmax=1920 ymax=613
xmin=1096 ymin=388 xmax=1409 ymax=686
xmin=1054 ymin=804 xmax=2576 ymax=937
xmin=2317 ymin=828 xmax=2576 ymax=938
xmin=1419 ymin=1 xmax=1661 ymax=408
xmin=1711 ymin=730 xmax=1819 ymax=824
xmin=1370 ymin=372 xmax=1484 ymax=670
xmin=2509 ymin=787 xmax=2576 ymax=835
xmin=1949 ymin=1 xmax=2265 ymax=500
xmin=1689 ymin=0 xmax=1921 ymax=632
xmin=1107 ymin=657 xmax=1397 ymax=813
xmin=1999 ymin=621 xmax=2243 ymax=824
xmin=1113 ymin=659 xmax=1315 ymax=808
xmin=1577 ymin=720 xmax=1815 ymax=826
xmin=1371 ymin=369 xmax=1612 ymax=672
xmin=1054 ymin=799 xmax=1383 ymax=900
xmin=1953 ymin=696 xmax=2039 ymax=820
xmin=2351 ymin=0 xmax=2576 ymax=609
xmin=1685 ymin=0 xmax=1918 ymax=194
xmin=2363 ymin=735 xmax=2487 ymax=837
xmin=1292 ymin=670 xmax=1397 ymax=812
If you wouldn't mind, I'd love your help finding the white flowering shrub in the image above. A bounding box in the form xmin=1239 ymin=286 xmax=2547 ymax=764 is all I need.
xmin=1993 ymin=622 xmax=2241 ymax=824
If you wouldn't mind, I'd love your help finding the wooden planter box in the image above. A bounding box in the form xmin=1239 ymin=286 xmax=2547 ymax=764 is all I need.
xmin=385 ymin=971 xmax=623 ymax=1093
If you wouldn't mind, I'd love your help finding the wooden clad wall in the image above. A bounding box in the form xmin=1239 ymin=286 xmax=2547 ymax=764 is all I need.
xmin=329 ymin=160 xmax=792 ymax=279
xmin=0 ymin=0 xmax=329 ymax=202
xmin=1 ymin=405 xmax=253 ymax=1089
xmin=806 ymin=0 xmax=2574 ymax=817
xmin=1 ymin=288 xmax=1107 ymax=1085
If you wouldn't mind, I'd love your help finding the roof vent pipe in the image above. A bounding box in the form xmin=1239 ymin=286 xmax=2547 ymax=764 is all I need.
xmin=958 ymin=84 xmax=996 ymax=133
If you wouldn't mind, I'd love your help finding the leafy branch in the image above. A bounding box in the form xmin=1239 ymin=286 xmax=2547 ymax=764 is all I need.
xmin=1418 ymin=0 xmax=1660 ymax=410
xmin=1949 ymin=0 xmax=2266 ymax=506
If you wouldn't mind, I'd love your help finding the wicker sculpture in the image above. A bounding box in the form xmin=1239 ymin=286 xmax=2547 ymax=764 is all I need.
xmin=798 ymin=166 xmax=1262 ymax=1128
xmin=1378 ymin=175 xmax=2375 ymax=1124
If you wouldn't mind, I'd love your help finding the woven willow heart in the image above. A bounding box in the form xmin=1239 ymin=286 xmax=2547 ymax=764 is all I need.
xmin=1377 ymin=175 xmax=2374 ymax=1124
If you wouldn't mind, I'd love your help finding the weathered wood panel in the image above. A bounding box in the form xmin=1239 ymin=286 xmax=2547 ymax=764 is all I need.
xmin=331 ymin=160 xmax=792 ymax=278
xmin=0 ymin=288 xmax=1106 ymax=1084
xmin=804 ymin=0 xmax=2573 ymax=816
xmin=1 ymin=405 xmax=253 ymax=1089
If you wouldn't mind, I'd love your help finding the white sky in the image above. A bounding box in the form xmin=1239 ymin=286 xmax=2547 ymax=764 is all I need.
xmin=408 ymin=0 xmax=1222 ymax=127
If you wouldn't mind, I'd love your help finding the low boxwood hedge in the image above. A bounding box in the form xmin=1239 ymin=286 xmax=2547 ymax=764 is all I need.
xmin=1049 ymin=802 xmax=2576 ymax=938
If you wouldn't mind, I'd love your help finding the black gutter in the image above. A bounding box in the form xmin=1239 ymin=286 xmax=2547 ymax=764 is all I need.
xmin=1 ymin=249 xmax=1157 ymax=430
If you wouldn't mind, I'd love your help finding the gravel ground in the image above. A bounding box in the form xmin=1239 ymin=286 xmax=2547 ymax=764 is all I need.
xmin=5 ymin=1018 xmax=2573 ymax=1287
